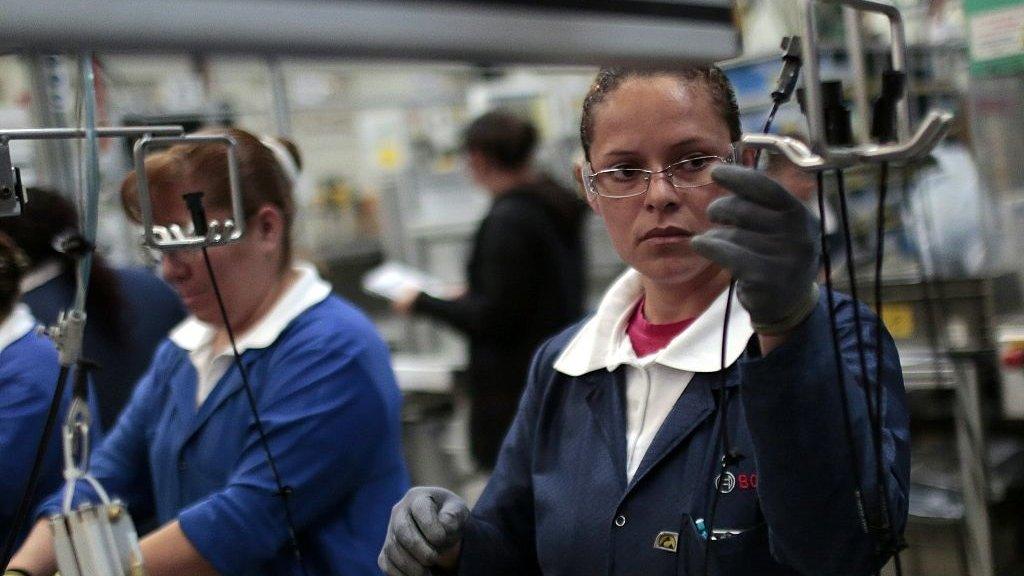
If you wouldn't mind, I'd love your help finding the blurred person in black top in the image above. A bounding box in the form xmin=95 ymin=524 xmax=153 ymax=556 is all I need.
xmin=0 ymin=188 xmax=185 ymax=429
xmin=394 ymin=110 xmax=588 ymax=469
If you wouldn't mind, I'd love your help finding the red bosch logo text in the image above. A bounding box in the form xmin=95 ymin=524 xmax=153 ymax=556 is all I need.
xmin=736 ymin=473 xmax=758 ymax=490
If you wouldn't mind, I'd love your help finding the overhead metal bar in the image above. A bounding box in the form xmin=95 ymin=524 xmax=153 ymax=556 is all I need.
xmin=0 ymin=0 xmax=739 ymax=66
xmin=0 ymin=126 xmax=186 ymax=141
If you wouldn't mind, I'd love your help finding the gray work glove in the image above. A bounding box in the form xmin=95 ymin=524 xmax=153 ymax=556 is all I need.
xmin=379 ymin=486 xmax=469 ymax=576
xmin=691 ymin=164 xmax=820 ymax=335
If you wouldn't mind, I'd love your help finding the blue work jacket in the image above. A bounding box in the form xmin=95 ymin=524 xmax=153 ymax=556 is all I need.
xmin=38 ymin=295 xmax=409 ymax=575
xmin=1 ymin=321 xmax=91 ymax=551
xmin=459 ymin=289 xmax=910 ymax=575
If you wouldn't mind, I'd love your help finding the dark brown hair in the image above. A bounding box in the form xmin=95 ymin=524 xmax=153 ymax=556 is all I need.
xmin=464 ymin=110 xmax=538 ymax=171
xmin=580 ymin=66 xmax=742 ymax=161
xmin=121 ymin=127 xmax=297 ymax=266
xmin=0 ymin=231 xmax=28 ymax=319
xmin=0 ymin=187 xmax=125 ymax=338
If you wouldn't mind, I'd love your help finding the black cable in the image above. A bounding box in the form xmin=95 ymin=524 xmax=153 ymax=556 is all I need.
xmin=836 ymin=167 xmax=906 ymax=574
xmin=701 ymin=50 xmax=800 ymax=565
xmin=2 ymin=365 xmax=71 ymax=568
xmin=835 ymin=170 xmax=883 ymax=448
xmin=199 ymin=247 xmax=309 ymax=576
xmin=703 ymin=278 xmax=738 ymax=576
xmin=874 ymin=163 xmax=905 ymax=575
xmin=872 ymin=163 xmax=891 ymax=496
xmin=817 ymin=172 xmax=870 ymax=535
xmin=753 ymin=102 xmax=782 ymax=168
xmin=834 ymin=169 xmax=885 ymax=576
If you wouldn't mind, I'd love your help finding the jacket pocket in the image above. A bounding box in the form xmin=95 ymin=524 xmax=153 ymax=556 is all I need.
xmin=708 ymin=523 xmax=788 ymax=575
xmin=677 ymin=520 xmax=791 ymax=576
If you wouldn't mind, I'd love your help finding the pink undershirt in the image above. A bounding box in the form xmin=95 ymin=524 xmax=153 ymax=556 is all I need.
xmin=626 ymin=297 xmax=696 ymax=357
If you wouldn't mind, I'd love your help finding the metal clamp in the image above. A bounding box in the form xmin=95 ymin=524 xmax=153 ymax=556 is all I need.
xmin=59 ymin=397 xmax=111 ymax=513
xmin=52 ymin=397 xmax=146 ymax=576
xmin=741 ymin=0 xmax=955 ymax=170
xmin=43 ymin=308 xmax=87 ymax=367
xmin=132 ymin=134 xmax=245 ymax=251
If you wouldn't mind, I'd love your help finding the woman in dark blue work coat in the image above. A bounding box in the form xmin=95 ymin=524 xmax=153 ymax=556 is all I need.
xmin=9 ymin=128 xmax=409 ymax=576
xmin=379 ymin=67 xmax=909 ymax=576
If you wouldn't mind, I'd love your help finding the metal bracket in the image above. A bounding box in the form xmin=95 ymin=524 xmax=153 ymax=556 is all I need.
xmin=51 ymin=397 xmax=147 ymax=576
xmin=132 ymin=134 xmax=245 ymax=251
xmin=740 ymin=0 xmax=955 ymax=171
xmin=0 ymin=139 xmax=26 ymax=217
xmin=41 ymin=308 xmax=87 ymax=367
xmin=0 ymin=125 xmax=184 ymax=217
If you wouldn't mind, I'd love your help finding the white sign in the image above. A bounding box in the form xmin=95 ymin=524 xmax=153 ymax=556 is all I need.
xmin=969 ymin=4 xmax=1024 ymax=61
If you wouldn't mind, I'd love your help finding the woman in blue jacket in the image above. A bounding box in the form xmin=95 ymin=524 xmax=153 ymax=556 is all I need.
xmin=0 ymin=233 xmax=67 ymax=552
xmin=10 ymin=128 xmax=409 ymax=576
xmin=379 ymin=67 xmax=909 ymax=575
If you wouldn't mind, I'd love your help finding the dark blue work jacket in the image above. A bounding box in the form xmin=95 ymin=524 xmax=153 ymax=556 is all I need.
xmin=459 ymin=289 xmax=910 ymax=576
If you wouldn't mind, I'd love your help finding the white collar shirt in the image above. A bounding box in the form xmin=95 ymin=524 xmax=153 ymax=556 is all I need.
xmin=553 ymin=269 xmax=754 ymax=482
xmin=0 ymin=303 xmax=38 ymax=354
xmin=169 ymin=262 xmax=332 ymax=407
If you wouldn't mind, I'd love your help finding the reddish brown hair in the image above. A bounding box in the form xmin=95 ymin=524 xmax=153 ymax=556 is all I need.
xmin=120 ymin=127 xmax=296 ymax=266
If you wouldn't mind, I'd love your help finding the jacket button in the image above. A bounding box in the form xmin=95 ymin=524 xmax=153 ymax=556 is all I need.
xmin=614 ymin=514 xmax=627 ymax=527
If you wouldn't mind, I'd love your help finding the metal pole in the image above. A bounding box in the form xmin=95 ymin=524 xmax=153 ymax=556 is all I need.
xmin=74 ymin=53 xmax=100 ymax=313
xmin=888 ymin=11 xmax=911 ymax=141
xmin=954 ymin=365 xmax=995 ymax=576
xmin=0 ymin=126 xmax=184 ymax=140
xmin=268 ymin=58 xmax=292 ymax=137
xmin=843 ymin=7 xmax=870 ymax=144
xmin=24 ymin=55 xmax=78 ymax=194
xmin=801 ymin=0 xmax=827 ymax=156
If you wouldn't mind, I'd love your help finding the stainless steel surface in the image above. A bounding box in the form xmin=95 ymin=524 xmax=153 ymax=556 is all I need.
xmin=741 ymin=106 xmax=954 ymax=170
xmin=50 ymin=502 xmax=146 ymax=576
xmin=0 ymin=0 xmax=739 ymax=66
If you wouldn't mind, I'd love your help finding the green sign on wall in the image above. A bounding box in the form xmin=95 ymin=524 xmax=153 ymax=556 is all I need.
xmin=965 ymin=0 xmax=1024 ymax=76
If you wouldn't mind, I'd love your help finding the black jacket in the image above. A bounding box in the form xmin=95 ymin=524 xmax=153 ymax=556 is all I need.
xmin=414 ymin=176 xmax=588 ymax=467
